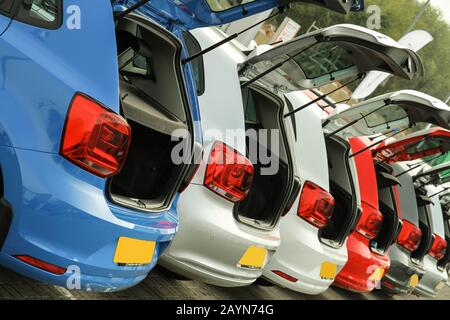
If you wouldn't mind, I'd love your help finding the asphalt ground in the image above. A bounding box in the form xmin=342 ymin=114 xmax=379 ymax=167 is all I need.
xmin=0 ymin=265 xmax=449 ymax=300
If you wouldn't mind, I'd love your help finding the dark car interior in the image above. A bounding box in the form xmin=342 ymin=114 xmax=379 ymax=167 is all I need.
xmin=109 ymin=15 xmax=193 ymax=212
xmin=372 ymin=164 xmax=401 ymax=255
xmin=411 ymin=188 xmax=434 ymax=264
xmin=320 ymin=136 xmax=360 ymax=247
xmin=235 ymin=85 xmax=293 ymax=230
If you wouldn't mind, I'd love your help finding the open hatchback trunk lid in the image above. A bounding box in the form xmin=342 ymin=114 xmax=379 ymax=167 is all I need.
xmin=373 ymin=128 xmax=450 ymax=163
xmin=414 ymin=162 xmax=450 ymax=186
xmin=115 ymin=0 xmax=362 ymax=29
xmin=240 ymin=24 xmax=423 ymax=93
xmin=323 ymin=90 xmax=450 ymax=139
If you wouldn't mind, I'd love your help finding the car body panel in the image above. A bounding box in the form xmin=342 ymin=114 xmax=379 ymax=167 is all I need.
xmin=382 ymin=242 xmax=426 ymax=295
xmin=0 ymin=0 xmax=119 ymax=154
xmin=336 ymin=127 xmax=450 ymax=294
xmin=162 ymin=22 xmax=425 ymax=288
xmin=0 ymin=6 xmax=12 ymax=33
xmin=116 ymin=0 xmax=359 ymax=30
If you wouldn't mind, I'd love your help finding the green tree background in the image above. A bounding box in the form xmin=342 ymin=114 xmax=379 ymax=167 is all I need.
xmin=277 ymin=0 xmax=450 ymax=101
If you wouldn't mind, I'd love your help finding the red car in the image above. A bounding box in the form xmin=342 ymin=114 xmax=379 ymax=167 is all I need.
xmin=334 ymin=128 xmax=450 ymax=292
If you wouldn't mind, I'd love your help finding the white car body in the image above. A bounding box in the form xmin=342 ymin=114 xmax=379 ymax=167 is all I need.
xmin=262 ymin=92 xmax=351 ymax=294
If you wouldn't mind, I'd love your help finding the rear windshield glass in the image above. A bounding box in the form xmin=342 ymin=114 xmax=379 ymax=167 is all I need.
xmin=362 ymin=104 xmax=408 ymax=128
xmin=206 ymin=0 xmax=257 ymax=12
xmin=292 ymin=42 xmax=354 ymax=79
xmin=242 ymin=41 xmax=356 ymax=92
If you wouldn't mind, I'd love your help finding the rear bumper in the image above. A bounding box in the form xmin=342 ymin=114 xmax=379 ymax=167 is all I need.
xmin=334 ymin=232 xmax=390 ymax=293
xmin=160 ymin=184 xmax=280 ymax=287
xmin=414 ymin=255 xmax=448 ymax=298
xmin=0 ymin=147 xmax=178 ymax=292
xmin=262 ymin=213 xmax=348 ymax=295
xmin=381 ymin=244 xmax=425 ymax=295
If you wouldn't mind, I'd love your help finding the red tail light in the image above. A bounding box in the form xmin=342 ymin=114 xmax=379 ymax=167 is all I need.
xmin=297 ymin=181 xmax=335 ymax=228
xmin=356 ymin=202 xmax=383 ymax=240
xmin=428 ymin=234 xmax=447 ymax=260
xmin=397 ymin=220 xmax=422 ymax=252
xmin=60 ymin=94 xmax=131 ymax=178
xmin=15 ymin=255 xmax=66 ymax=275
xmin=204 ymin=142 xmax=254 ymax=202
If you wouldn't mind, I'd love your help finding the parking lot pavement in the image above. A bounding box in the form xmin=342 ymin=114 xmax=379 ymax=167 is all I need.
xmin=0 ymin=265 xmax=449 ymax=300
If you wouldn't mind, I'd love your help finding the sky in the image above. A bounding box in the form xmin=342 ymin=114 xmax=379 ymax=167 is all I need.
xmin=424 ymin=0 xmax=450 ymax=22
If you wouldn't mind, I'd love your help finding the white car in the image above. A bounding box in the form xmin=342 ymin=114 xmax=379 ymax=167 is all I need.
xmin=263 ymin=91 xmax=450 ymax=294
xmin=160 ymin=24 xmax=424 ymax=287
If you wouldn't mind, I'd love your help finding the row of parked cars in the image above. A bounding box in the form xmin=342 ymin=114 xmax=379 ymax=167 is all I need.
xmin=0 ymin=0 xmax=449 ymax=298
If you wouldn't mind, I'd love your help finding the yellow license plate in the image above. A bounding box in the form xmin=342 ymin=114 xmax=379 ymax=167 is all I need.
xmin=369 ymin=267 xmax=385 ymax=282
xmin=320 ymin=262 xmax=337 ymax=280
xmin=238 ymin=246 xmax=267 ymax=270
xmin=408 ymin=274 xmax=419 ymax=287
xmin=113 ymin=237 xmax=156 ymax=265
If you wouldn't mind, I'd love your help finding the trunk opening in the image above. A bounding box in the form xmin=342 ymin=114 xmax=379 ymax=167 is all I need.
xmin=109 ymin=15 xmax=193 ymax=212
xmin=438 ymin=220 xmax=450 ymax=270
xmin=234 ymin=85 xmax=293 ymax=230
xmin=411 ymin=195 xmax=434 ymax=264
xmin=372 ymin=164 xmax=400 ymax=255
xmin=320 ymin=136 xmax=359 ymax=247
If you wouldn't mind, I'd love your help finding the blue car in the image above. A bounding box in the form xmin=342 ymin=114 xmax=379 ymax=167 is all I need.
xmin=0 ymin=0 xmax=360 ymax=291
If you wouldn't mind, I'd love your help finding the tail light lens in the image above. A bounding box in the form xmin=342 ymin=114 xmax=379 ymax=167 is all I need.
xmin=356 ymin=202 xmax=383 ymax=240
xmin=397 ymin=220 xmax=422 ymax=252
xmin=272 ymin=270 xmax=298 ymax=282
xmin=204 ymin=142 xmax=254 ymax=202
xmin=428 ymin=234 xmax=447 ymax=260
xmin=60 ymin=94 xmax=131 ymax=178
xmin=15 ymin=255 xmax=66 ymax=275
xmin=297 ymin=181 xmax=335 ymax=228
